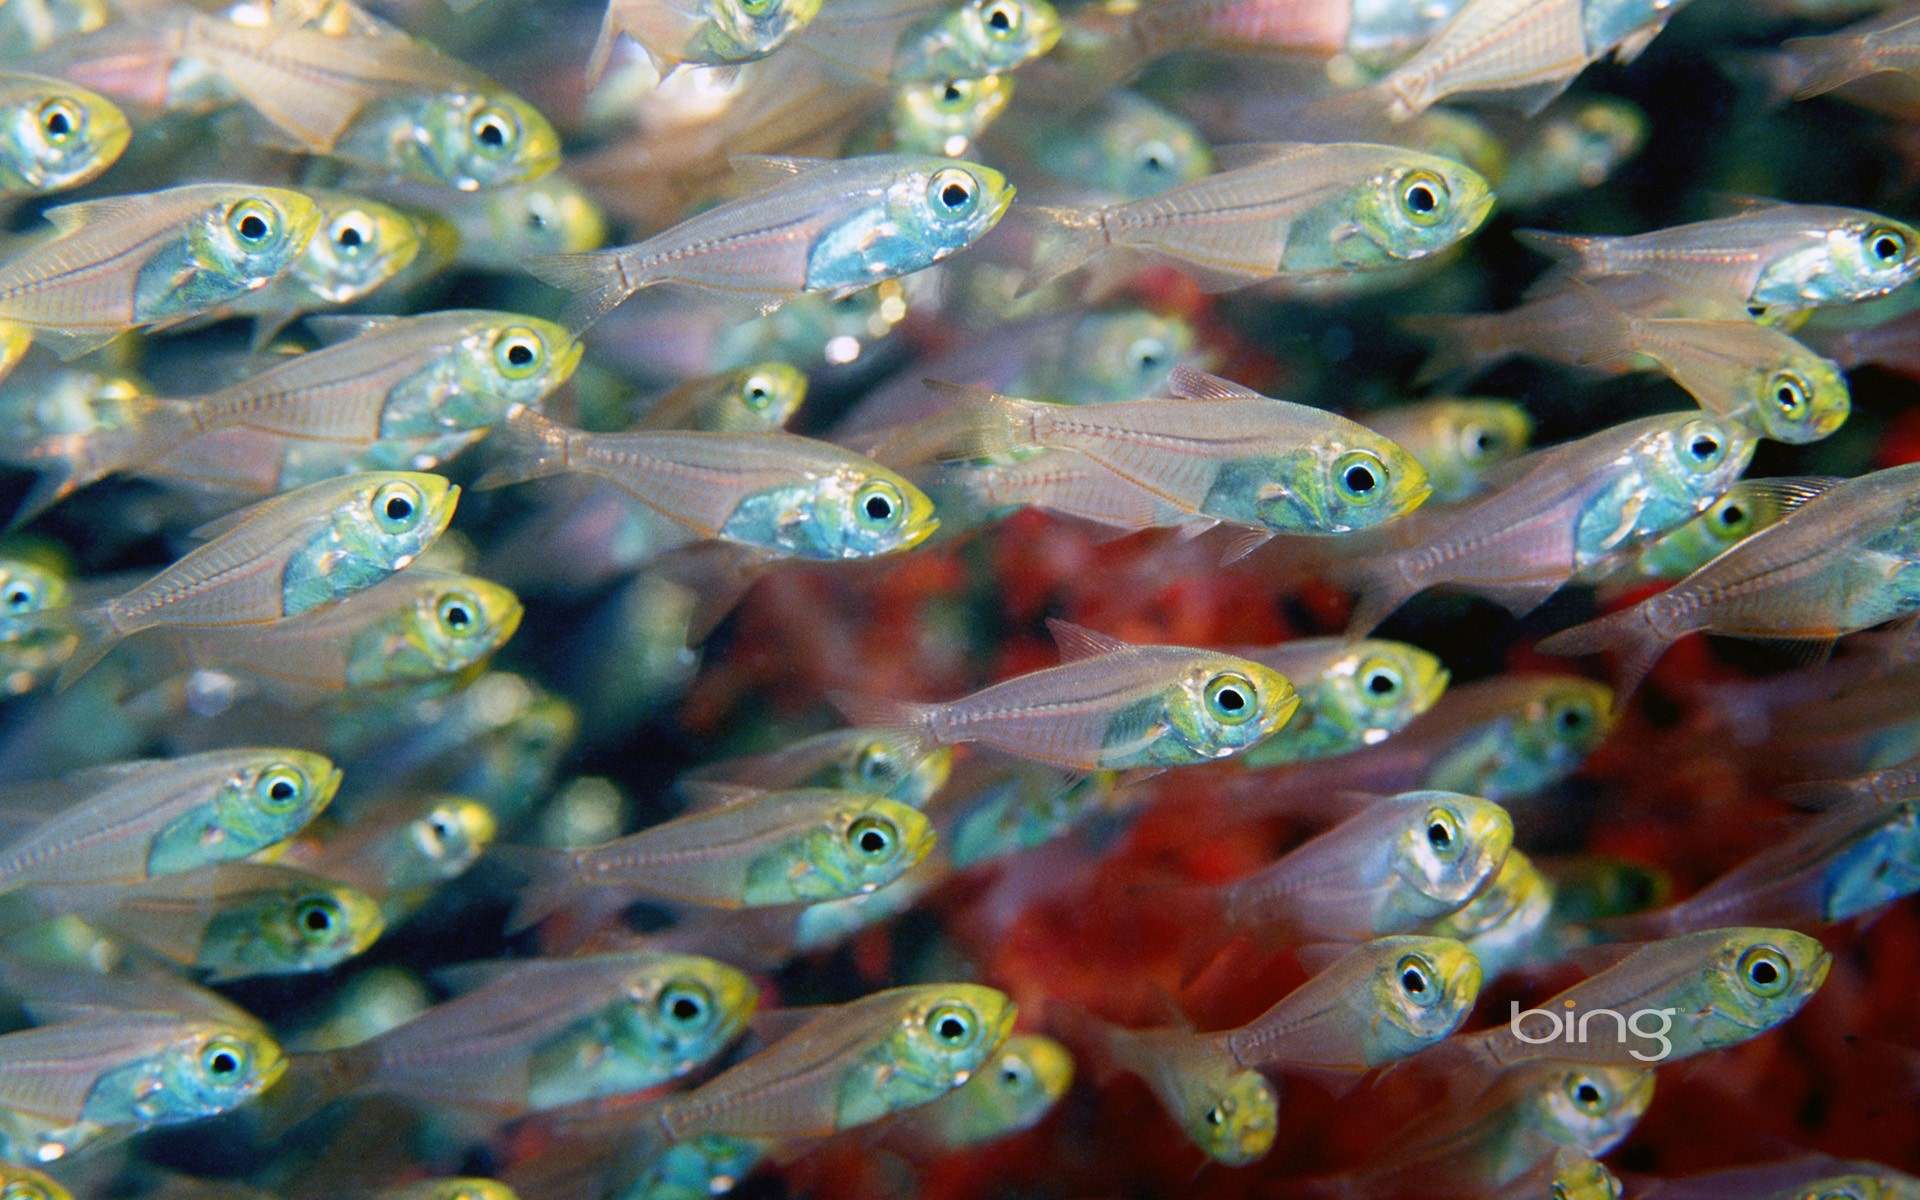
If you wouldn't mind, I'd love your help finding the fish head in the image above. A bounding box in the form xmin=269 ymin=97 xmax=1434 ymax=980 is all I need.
xmin=1564 ymin=97 xmax=1649 ymax=188
xmin=895 ymin=983 xmax=1019 ymax=1090
xmin=193 ymin=187 xmax=324 ymax=286
xmin=297 ymin=194 xmax=422 ymax=303
xmin=954 ymin=0 xmax=1062 ymax=72
xmin=833 ymin=464 xmax=941 ymax=557
xmin=1287 ymin=423 xmax=1432 ymax=534
xmin=481 ymin=177 xmax=608 ymax=259
xmin=166 ymin=1023 xmax=287 ymax=1117
xmin=1406 ymin=109 xmax=1508 ymax=191
xmin=1742 ymin=349 xmax=1851 ymax=444
xmin=1512 ymin=677 xmax=1616 ymax=778
xmin=1061 ymin=308 xmax=1195 ymax=404
xmin=0 ymin=1163 xmax=72 ymax=1200
xmin=406 ymin=795 xmax=497 ymax=880
xmin=839 ymin=731 xmax=952 ymax=806
xmin=344 ymin=472 xmax=461 ymax=572
xmin=1327 ymin=639 xmax=1450 ymax=744
xmin=419 ymin=90 xmax=561 ymax=192
xmin=1394 ymin=790 xmax=1513 ymax=909
xmin=1827 ymin=213 xmax=1920 ymax=303
xmin=1169 ymin=652 xmax=1300 ymax=758
xmin=0 ymin=556 xmax=69 ymax=618
xmin=1186 ymin=1068 xmax=1277 ymax=1166
xmin=455 ymin=315 xmax=585 ymax=419
xmin=214 ymin=749 xmax=342 ymax=850
xmin=1366 ymin=935 xmax=1483 ymax=1059
xmin=414 ymin=574 xmax=524 ymax=673
xmin=812 ymin=793 xmax=937 ymax=896
xmin=966 ymin=1034 xmax=1074 ymax=1136
xmin=1705 ymin=928 xmax=1834 ymax=1038
xmin=726 ymin=362 xmax=809 ymax=430
xmin=1542 ymin=1151 xmax=1624 ymax=1200
xmin=1079 ymin=94 xmax=1213 ymax=201
xmin=270 ymin=880 xmax=386 ymax=972
xmin=3 ymin=80 xmax=128 ymax=194
xmin=1348 ymin=151 xmax=1495 ymax=266
xmin=1671 ymin=479 xmax=1788 ymax=569
xmin=0 ymin=320 xmax=28 ymax=380
xmin=710 ymin=0 xmax=825 ymax=59
xmin=891 ymin=74 xmax=1013 ymax=157
xmin=1639 ymin=414 xmax=1756 ymax=529
xmin=615 ymin=953 xmax=758 ymax=1073
xmin=1433 ymin=398 xmax=1534 ymax=498
xmin=394 ymin=1180 xmax=518 ymax=1200
xmin=894 ymin=158 xmax=1016 ymax=264
xmin=1532 ymin=1065 xmax=1654 ymax=1155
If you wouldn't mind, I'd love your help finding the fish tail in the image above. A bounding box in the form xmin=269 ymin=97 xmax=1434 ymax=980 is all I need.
xmin=1777 ymin=34 xmax=1866 ymax=100
xmin=1401 ymin=313 xmax=1515 ymax=385
xmin=1514 ymin=229 xmax=1607 ymax=274
xmin=1329 ymin=556 xmax=1419 ymax=636
xmin=4 ymin=400 xmax=202 ymax=528
xmin=1019 ymin=206 xmax=1110 ymax=296
xmin=493 ymin=844 xmax=589 ymax=934
xmin=871 ymin=381 xmax=1040 ymax=466
xmin=475 ymin=408 xmax=577 ymax=491
xmin=527 ymin=250 xmax=639 ymax=331
xmin=53 ymin=605 xmax=125 ymax=691
xmin=825 ymin=691 xmax=942 ymax=751
xmin=1535 ymin=604 xmax=1672 ymax=706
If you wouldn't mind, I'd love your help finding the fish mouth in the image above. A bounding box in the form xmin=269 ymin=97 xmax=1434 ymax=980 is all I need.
xmin=983 ymin=183 xmax=1017 ymax=231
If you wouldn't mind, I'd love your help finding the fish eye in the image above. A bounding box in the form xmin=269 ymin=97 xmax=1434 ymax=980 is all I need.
xmin=3 ymin=580 xmax=37 ymax=612
xmin=329 ymin=211 xmax=373 ymax=253
xmin=1204 ymin=1103 xmax=1227 ymax=1125
xmin=926 ymin=1002 xmax=979 ymax=1046
xmin=980 ymin=0 xmax=1021 ymax=37
xmin=742 ymin=372 xmax=777 ymax=410
xmin=1424 ymin=808 xmax=1459 ymax=856
xmin=998 ymin=1055 xmax=1032 ymax=1089
xmin=658 ymin=981 xmax=714 ymax=1027
xmin=1868 ymin=225 xmax=1908 ymax=264
xmin=929 ymin=167 xmax=980 ymax=216
xmin=296 ymin=896 xmax=341 ymax=936
xmin=855 ymin=479 xmax=906 ymax=526
xmin=1360 ymin=660 xmax=1403 ymax=703
xmin=1127 ymin=336 xmax=1167 ymax=372
xmin=257 ymin=765 xmax=307 ymax=811
xmin=437 ymin=591 xmax=479 ymax=636
xmin=1334 ymin=449 xmax=1387 ymax=501
xmin=1397 ymin=169 xmax=1450 ymax=225
xmin=372 ymin=480 xmax=425 ymax=531
xmin=469 ymin=105 xmax=520 ymax=157
xmin=1566 ymin=1073 xmax=1607 ymax=1112
xmin=36 ymin=97 xmax=83 ymax=143
xmin=1204 ymin=671 xmax=1256 ymax=724
xmin=1715 ymin=499 xmax=1749 ymax=531
xmin=227 ymin=198 xmax=281 ymax=245
xmin=1679 ymin=422 xmax=1724 ymax=468
xmin=847 ymin=814 xmax=900 ymax=859
xmin=1738 ymin=944 xmax=1792 ymax=996
xmin=856 ymin=742 xmax=901 ymax=784
xmin=1461 ymin=423 xmax=1503 ymax=461
xmin=1552 ymin=699 xmax=1594 ymax=738
xmin=740 ymin=0 xmax=776 ymax=12
xmin=1769 ymin=370 xmax=1810 ymax=419
xmin=1135 ymin=139 xmax=1174 ymax=175
xmin=494 ymin=326 xmax=545 ymax=378
xmin=1396 ymin=954 xmax=1437 ymax=1004
xmin=199 ymin=1037 xmax=249 ymax=1079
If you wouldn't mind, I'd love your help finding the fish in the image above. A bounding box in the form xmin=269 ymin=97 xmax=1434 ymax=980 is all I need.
xmin=0 ymin=551 xmax=75 ymax=693
xmin=1623 ymin=477 xmax=1805 ymax=581
xmin=809 ymin=0 xmax=1061 ymax=83
xmin=1020 ymin=142 xmax=1494 ymax=294
xmin=431 ymin=176 xmax=607 ymax=272
xmin=530 ymin=154 xmax=1013 ymax=326
xmin=1634 ymin=1155 xmax=1920 ymax=1200
xmin=895 ymin=1032 xmax=1073 ymax=1149
xmin=53 ymin=471 xmax=459 ymax=684
xmin=684 ymin=727 xmax=953 ymax=807
xmin=994 ymin=89 xmax=1213 ymax=202
xmin=375 ymin=1182 xmax=520 ymax=1200
xmin=279 ymin=793 xmax=496 ymax=925
xmin=874 ymin=72 xmax=1012 ymax=157
xmin=1157 ymin=791 xmax=1513 ymax=946
xmin=1773 ymin=4 xmax=1920 ymax=118
xmin=1519 ymin=202 xmax=1920 ymax=315
xmin=832 ymin=618 xmax=1300 ymax=773
xmin=476 ymin=408 xmax=940 ymax=562
xmin=1301 ymin=411 xmax=1755 ymax=634
xmin=0 ymin=1164 xmax=68 ymax=1200
xmin=0 ymin=183 xmax=321 ymax=360
xmin=1427 ymin=849 xmax=1558 ymax=980
xmin=1234 ymin=638 xmax=1451 ymax=765
xmin=281 ymin=950 xmax=757 ymax=1117
xmin=1497 ymin=96 xmax=1649 ymax=209
xmin=1106 ymin=0 xmax=1468 ymax=65
xmin=885 ymin=367 xmax=1432 ymax=548
xmin=1494 ymin=1148 xmax=1623 ymax=1200
xmin=590 ymin=0 xmax=825 ymax=81
xmin=0 ymin=71 xmax=127 ymax=197
xmin=631 ymin=362 xmax=809 ymax=432
xmin=215 ymin=191 xmax=426 ymax=347
xmin=0 ymin=323 xmax=26 ymax=388
xmin=0 ymin=748 xmax=340 ymax=894
xmin=1070 ymin=1008 xmax=1278 ymax=1166
xmin=500 ymin=785 xmax=934 ymax=930
xmin=1361 ymin=398 xmax=1535 ymax=503
xmin=1539 ymin=468 xmax=1920 ymax=699
xmin=935 ymin=760 xmax=1120 ymax=867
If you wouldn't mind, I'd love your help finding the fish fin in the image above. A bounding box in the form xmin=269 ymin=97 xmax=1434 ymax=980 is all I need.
xmin=53 ymin=605 xmax=124 ymax=691
xmin=38 ymin=193 xmax=174 ymax=238
xmin=527 ymin=252 xmax=637 ymax=331
xmin=649 ymin=541 xmax=773 ymax=644
xmin=1044 ymin=618 xmax=1131 ymax=663
xmin=1474 ymin=576 xmax=1567 ymax=620
xmin=1281 ymin=1062 xmax=1368 ymax=1100
xmin=1292 ymin=941 xmax=1361 ymax=975
xmin=884 ymin=380 xmax=1039 ymax=464
xmin=1401 ymin=313 xmax=1513 ymax=385
xmin=1163 ymin=365 xmax=1266 ymax=402
xmin=1611 ymin=23 xmax=1663 ymax=66
xmin=1734 ymin=476 xmax=1846 ymax=515
xmin=1328 ymin=556 xmax=1418 ymax=636
xmin=28 ymin=325 xmax=122 ymax=362
xmin=1776 ymin=776 xmax=1875 ymax=814
xmin=676 ymin=781 xmax=772 ymax=811
xmin=726 ymin=153 xmax=835 ymax=191
xmin=585 ymin=1 xmax=624 ymax=83
xmin=250 ymin=1045 xmax=378 ymax=1141
xmin=826 ymin=691 xmax=940 ymax=748
xmin=1534 ymin=604 xmax=1671 ymax=706
xmin=1217 ymin=525 xmax=1274 ymax=566
xmin=475 ymin=407 xmax=577 ymax=491
xmin=1016 ymin=205 xmax=1109 ymax=296
xmin=1778 ymin=34 xmax=1867 ymax=100
xmin=492 ymin=844 xmax=589 ymax=935
xmin=1513 ymin=229 xmax=1606 ymax=272
xmin=301 ymin=314 xmax=401 ymax=347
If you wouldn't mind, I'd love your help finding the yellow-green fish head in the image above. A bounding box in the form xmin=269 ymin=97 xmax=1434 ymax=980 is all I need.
xmin=0 ymin=1163 xmax=72 ymax=1200
xmin=612 ymin=953 xmax=759 ymax=1078
xmin=1407 ymin=109 xmax=1508 ymax=189
xmin=1328 ymin=640 xmax=1450 ymax=748
xmin=1816 ymin=213 xmax=1920 ymax=305
xmin=1077 ymin=93 xmax=1214 ymax=201
xmin=1366 ymin=935 xmax=1482 ymax=1062
xmin=1392 ymin=791 xmax=1513 ymax=914
xmin=729 ymin=362 xmax=808 ymax=428
xmin=1547 ymin=1152 xmax=1624 ymax=1200
xmin=1190 ymin=1069 xmax=1278 ymax=1166
xmin=0 ymin=557 xmax=70 ymax=618
xmin=1567 ymin=98 xmax=1648 ymax=187
xmin=0 ymin=75 xmax=129 ymax=197
xmin=335 ymin=472 xmax=461 ymax=578
xmin=479 ymin=177 xmax=608 ymax=261
xmin=176 ymin=749 xmax=342 ymax=873
xmin=188 ymin=187 xmax=324 ymax=289
xmin=160 ymin=1024 xmax=288 ymax=1118
xmin=1422 ymin=398 xmax=1535 ymax=500
xmin=0 ymin=322 xmax=29 ymax=384
xmin=407 ymin=796 xmax=498 ymax=881
xmin=382 ymin=1180 xmax=520 ymax=1200
xmin=1285 ymin=424 xmax=1432 ymax=534
xmin=709 ymin=0 xmax=826 ymax=62
xmin=1512 ymin=678 xmax=1616 ymax=774
xmin=1699 ymin=928 xmax=1833 ymax=1046
xmin=962 ymin=1034 xmax=1073 ymax=1141
xmin=421 ymin=91 xmax=562 ymax=192
xmin=451 ymin=315 xmax=584 ymax=419
xmin=262 ymin=881 xmax=386 ymax=974
xmin=1780 ymin=1174 xmax=1912 ymax=1200
xmin=826 ymin=464 xmax=942 ymax=557
xmin=845 ymin=733 xmax=953 ymax=806
xmin=802 ymin=793 xmax=936 ymax=898
xmin=899 ymin=0 xmax=1060 ymax=80
xmin=897 ymin=983 xmax=1019 ymax=1090
xmin=1058 ymin=308 xmax=1194 ymax=405
xmin=891 ymin=75 xmax=1014 ymax=157
xmin=1168 ymin=654 xmax=1300 ymax=759
xmin=414 ymin=575 xmax=525 ymax=675
xmin=879 ymin=159 xmax=1015 ymax=275
xmin=1347 ymin=152 xmax=1495 ymax=267
xmin=1742 ymin=350 xmax=1850 ymax=444
xmin=298 ymin=194 xmax=423 ymax=304
xmin=1533 ymin=1066 xmax=1654 ymax=1154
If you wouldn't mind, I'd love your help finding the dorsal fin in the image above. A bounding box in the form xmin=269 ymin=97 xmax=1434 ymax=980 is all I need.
xmin=677 ymin=781 xmax=772 ymax=811
xmin=38 ymin=194 xmax=169 ymax=237
xmin=727 ymin=155 xmax=835 ymax=193
xmin=1208 ymin=143 xmax=1319 ymax=173
xmin=1736 ymin=476 xmax=1846 ymax=517
xmin=1165 ymin=366 xmax=1267 ymax=403
xmin=303 ymin=314 xmax=402 ymax=347
xmin=1293 ymin=941 xmax=1361 ymax=974
xmin=1045 ymin=618 xmax=1131 ymax=662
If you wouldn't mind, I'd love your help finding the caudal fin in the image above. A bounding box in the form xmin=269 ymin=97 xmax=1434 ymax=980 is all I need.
xmin=475 ymin=408 xmax=577 ymax=492
xmin=1017 ymin=206 xmax=1110 ymax=297
xmin=492 ymin=845 xmax=590 ymax=935
xmin=1401 ymin=313 xmax=1519 ymax=386
xmin=826 ymin=691 xmax=941 ymax=750
xmin=867 ymin=381 xmax=1040 ymax=466
xmin=1776 ymin=34 xmax=1867 ymax=100
xmin=527 ymin=251 xmax=638 ymax=331
xmin=1535 ymin=604 xmax=1673 ymax=706
xmin=4 ymin=401 xmax=202 ymax=527
xmin=53 ymin=605 xmax=125 ymax=691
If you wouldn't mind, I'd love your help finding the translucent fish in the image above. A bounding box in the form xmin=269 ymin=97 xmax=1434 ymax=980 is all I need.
xmin=282 ymin=950 xmax=756 ymax=1116
xmin=889 ymin=368 xmax=1431 ymax=546
xmin=53 ymin=471 xmax=459 ymax=684
xmin=832 ymin=618 xmax=1299 ymax=772
xmin=879 ymin=72 xmax=1012 ymax=157
xmin=1312 ymin=411 xmax=1755 ymax=633
xmin=1519 ymin=203 xmax=1920 ymax=315
xmin=530 ymin=154 xmax=1012 ymax=326
xmin=1775 ymin=4 xmax=1920 ymax=118
xmin=1625 ymin=477 xmax=1802 ymax=581
xmin=1497 ymin=96 xmax=1649 ymax=209
xmin=0 ymin=748 xmax=340 ymax=893
xmin=686 ymin=727 xmax=952 ymax=806
xmin=0 ymin=0 xmax=106 ymax=55
xmin=0 ymin=71 xmax=127 ymax=198
xmin=1073 ymin=1010 xmax=1277 ymax=1166
xmin=1362 ymin=398 xmax=1535 ymax=502
xmin=1372 ymin=0 xmax=1696 ymax=121
xmin=0 ymin=551 xmax=75 ymax=693
xmin=998 ymin=89 xmax=1213 ymax=202
xmin=1235 ymin=638 xmax=1450 ymax=765
xmin=1493 ymin=1148 xmax=1623 ymax=1200
xmin=434 ymin=176 xmax=608 ymax=272
xmin=897 ymin=1033 xmax=1073 ymax=1149
xmin=935 ymin=760 xmax=1118 ymax=867
xmin=1162 ymin=791 xmax=1513 ymax=944
xmin=1021 ymin=142 xmax=1494 ymax=293
xmin=217 ymin=191 xmax=425 ymax=346
xmin=0 ymin=324 xmax=26 ymax=388
xmin=376 ymin=1181 xmax=519 ymax=1200
xmin=631 ymin=362 xmax=809 ymax=432
xmin=0 ymin=183 xmax=321 ymax=360
xmin=0 ymin=1163 xmax=69 ymax=1200
xmin=1635 ymin=1155 xmax=1920 ymax=1200
xmin=1539 ymin=468 xmax=1920 ymax=699
xmin=590 ymin=0 xmax=825 ymax=82
xmin=476 ymin=409 xmax=940 ymax=562
xmin=809 ymin=0 xmax=1060 ymax=83
xmin=281 ymin=793 xmax=496 ymax=926
xmin=500 ymin=786 xmax=935 ymax=930
xmin=1428 ymin=850 xmax=1559 ymax=980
